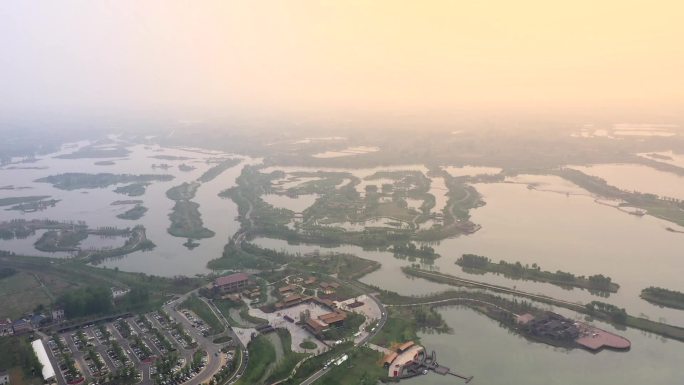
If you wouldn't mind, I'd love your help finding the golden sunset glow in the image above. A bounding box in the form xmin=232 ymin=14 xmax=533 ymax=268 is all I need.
xmin=1 ymin=1 xmax=683 ymax=119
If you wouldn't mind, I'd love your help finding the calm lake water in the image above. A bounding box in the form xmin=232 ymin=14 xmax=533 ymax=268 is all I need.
xmin=572 ymin=163 xmax=684 ymax=200
xmin=412 ymin=306 xmax=684 ymax=385
xmin=0 ymin=141 xmax=252 ymax=276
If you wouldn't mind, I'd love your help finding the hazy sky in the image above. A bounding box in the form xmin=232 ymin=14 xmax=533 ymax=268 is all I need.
xmin=1 ymin=1 xmax=683 ymax=123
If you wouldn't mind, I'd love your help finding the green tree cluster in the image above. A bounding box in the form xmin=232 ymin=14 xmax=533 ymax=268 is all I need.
xmin=57 ymin=286 xmax=113 ymax=318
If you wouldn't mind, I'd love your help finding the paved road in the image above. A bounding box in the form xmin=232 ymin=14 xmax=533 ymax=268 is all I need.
xmin=406 ymin=269 xmax=584 ymax=309
xmin=164 ymin=292 xmax=223 ymax=385
xmin=202 ymin=296 xmax=249 ymax=383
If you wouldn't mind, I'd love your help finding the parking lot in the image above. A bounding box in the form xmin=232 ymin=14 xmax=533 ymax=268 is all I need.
xmin=44 ymin=310 xmax=210 ymax=385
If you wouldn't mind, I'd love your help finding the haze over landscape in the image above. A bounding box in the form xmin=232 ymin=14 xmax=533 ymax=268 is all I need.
xmin=1 ymin=2 xmax=684 ymax=385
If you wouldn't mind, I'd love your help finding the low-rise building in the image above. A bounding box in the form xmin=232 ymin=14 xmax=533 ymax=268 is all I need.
xmin=31 ymin=339 xmax=56 ymax=383
xmin=12 ymin=319 xmax=31 ymax=334
xmin=319 ymin=282 xmax=336 ymax=295
xmin=278 ymin=284 xmax=297 ymax=296
xmin=111 ymin=287 xmax=130 ymax=299
xmin=214 ymin=273 xmax=252 ymax=294
xmin=51 ymin=307 xmax=65 ymax=322
xmin=30 ymin=314 xmax=46 ymax=328
xmin=318 ymin=310 xmax=347 ymax=327
xmin=306 ymin=318 xmax=328 ymax=334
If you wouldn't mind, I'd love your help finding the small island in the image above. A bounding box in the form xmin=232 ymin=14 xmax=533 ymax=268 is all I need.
xmin=456 ymin=254 xmax=619 ymax=293
xmin=149 ymin=155 xmax=192 ymax=160
xmin=641 ymin=287 xmax=684 ymax=310
xmin=114 ymin=183 xmax=150 ymax=196
xmin=178 ymin=163 xmax=196 ymax=172
xmin=116 ymin=204 xmax=148 ymax=220
xmin=0 ymin=196 xmax=59 ymax=212
xmin=0 ymin=196 xmax=51 ymax=207
xmin=166 ymin=182 xmax=214 ymax=239
xmin=389 ymin=242 xmax=440 ymax=260
xmin=197 ymin=158 xmax=240 ymax=183
xmin=36 ymin=172 xmax=173 ymax=190
xmin=35 ymin=229 xmax=88 ymax=252
xmin=111 ymin=199 xmax=143 ymax=205
xmin=168 ymin=201 xmax=215 ymax=238
xmin=55 ymin=145 xmax=130 ymax=159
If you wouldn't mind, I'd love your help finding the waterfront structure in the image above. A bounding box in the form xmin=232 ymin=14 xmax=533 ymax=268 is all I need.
xmin=517 ymin=312 xmax=631 ymax=351
xmin=523 ymin=312 xmax=579 ymax=341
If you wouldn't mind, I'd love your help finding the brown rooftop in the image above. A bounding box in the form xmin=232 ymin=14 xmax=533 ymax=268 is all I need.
xmin=279 ymin=284 xmax=297 ymax=293
xmin=397 ymin=341 xmax=415 ymax=352
xmin=306 ymin=318 xmax=327 ymax=333
xmin=383 ymin=352 xmax=398 ymax=366
xmin=283 ymin=294 xmax=302 ymax=303
xmin=319 ymin=311 xmax=347 ymax=324
xmin=214 ymin=273 xmax=250 ymax=286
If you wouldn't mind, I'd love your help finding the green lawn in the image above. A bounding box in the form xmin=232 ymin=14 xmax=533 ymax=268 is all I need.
xmin=266 ymin=329 xmax=309 ymax=383
xmin=0 ymin=271 xmax=54 ymax=319
xmin=0 ymin=336 xmax=43 ymax=384
xmin=235 ymin=334 xmax=276 ymax=385
xmin=316 ymin=347 xmax=386 ymax=385
xmin=370 ymin=309 xmax=418 ymax=348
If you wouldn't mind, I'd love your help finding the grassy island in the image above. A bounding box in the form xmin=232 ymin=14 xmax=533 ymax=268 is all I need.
xmin=55 ymin=145 xmax=130 ymax=159
xmin=114 ymin=182 xmax=151 ymax=196
xmin=166 ymin=182 xmax=214 ymax=238
xmin=167 ymin=200 xmax=215 ymax=237
xmin=36 ymin=172 xmax=173 ymax=190
xmin=116 ymin=204 xmax=148 ymax=220
xmin=34 ymin=229 xmax=88 ymax=252
xmin=554 ymin=168 xmax=684 ymax=227
xmin=0 ymin=196 xmax=59 ymax=212
xmin=0 ymin=195 xmax=51 ymax=206
xmin=222 ymin=165 xmax=482 ymax=249
xmin=166 ymin=181 xmax=200 ymax=200
xmin=197 ymin=158 xmax=240 ymax=182
xmin=456 ymin=254 xmax=619 ymax=293
xmin=390 ymin=242 xmax=439 ymax=260
xmin=641 ymin=287 xmax=684 ymax=310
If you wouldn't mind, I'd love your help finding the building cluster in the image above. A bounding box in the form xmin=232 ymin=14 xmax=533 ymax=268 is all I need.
xmin=0 ymin=308 xmax=64 ymax=337
xmin=519 ymin=312 xmax=580 ymax=341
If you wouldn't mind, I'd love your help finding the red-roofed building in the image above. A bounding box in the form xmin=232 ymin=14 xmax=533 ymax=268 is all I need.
xmin=214 ymin=273 xmax=252 ymax=294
